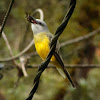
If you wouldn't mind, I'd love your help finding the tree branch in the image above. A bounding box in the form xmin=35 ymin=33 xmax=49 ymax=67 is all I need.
xmin=2 ymin=32 xmax=14 ymax=57
xmin=1 ymin=27 xmax=28 ymax=77
xmin=0 ymin=0 xmax=14 ymax=38
xmin=60 ymin=28 xmax=100 ymax=47
xmin=27 ymin=64 xmax=100 ymax=68
xmin=33 ymin=9 xmax=44 ymax=21
xmin=0 ymin=39 xmax=34 ymax=62
xmin=1 ymin=64 xmax=100 ymax=71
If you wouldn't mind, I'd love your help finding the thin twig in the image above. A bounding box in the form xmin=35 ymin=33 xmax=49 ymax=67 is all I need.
xmin=2 ymin=32 xmax=13 ymax=57
xmin=0 ymin=0 xmax=14 ymax=38
xmin=1 ymin=64 xmax=100 ymax=71
xmin=0 ymin=39 xmax=34 ymax=62
xmin=60 ymin=28 xmax=100 ymax=47
xmin=27 ymin=64 xmax=100 ymax=68
xmin=19 ymin=56 xmax=29 ymax=77
xmin=1 ymin=27 xmax=27 ymax=77
xmin=2 ymin=28 xmax=17 ymax=64
xmin=33 ymin=9 xmax=44 ymax=21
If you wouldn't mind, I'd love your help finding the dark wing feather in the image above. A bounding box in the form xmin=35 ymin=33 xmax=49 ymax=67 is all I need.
xmin=54 ymin=52 xmax=75 ymax=87
xmin=46 ymin=33 xmax=75 ymax=87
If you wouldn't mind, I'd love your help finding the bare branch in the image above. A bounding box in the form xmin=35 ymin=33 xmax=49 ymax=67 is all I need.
xmin=1 ymin=27 xmax=28 ymax=77
xmin=0 ymin=0 xmax=14 ymax=38
xmin=19 ymin=56 xmax=29 ymax=77
xmin=28 ymin=64 xmax=100 ymax=68
xmin=1 ymin=64 xmax=100 ymax=71
xmin=33 ymin=9 xmax=44 ymax=21
xmin=0 ymin=39 xmax=34 ymax=62
xmin=2 ymin=32 xmax=13 ymax=57
xmin=60 ymin=28 xmax=100 ymax=47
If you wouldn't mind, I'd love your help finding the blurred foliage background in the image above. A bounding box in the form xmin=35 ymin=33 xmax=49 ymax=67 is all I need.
xmin=0 ymin=0 xmax=100 ymax=100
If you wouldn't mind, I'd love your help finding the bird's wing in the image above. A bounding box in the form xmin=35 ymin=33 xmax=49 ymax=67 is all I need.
xmin=54 ymin=52 xmax=64 ymax=67
xmin=46 ymin=32 xmax=61 ymax=54
xmin=54 ymin=51 xmax=75 ymax=87
xmin=46 ymin=32 xmax=65 ymax=68
xmin=46 ymin=32 xmax=63 ymax=63
xmin=46 ymin=33 xmax=75 ymax=87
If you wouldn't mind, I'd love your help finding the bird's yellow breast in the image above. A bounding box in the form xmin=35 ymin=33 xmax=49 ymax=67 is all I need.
xmin=34 ymin=32 xmax=56 ymax=62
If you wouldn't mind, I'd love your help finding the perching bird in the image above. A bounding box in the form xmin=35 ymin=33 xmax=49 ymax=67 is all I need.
xmin=26 ymin=15 xmax=75 ymax=87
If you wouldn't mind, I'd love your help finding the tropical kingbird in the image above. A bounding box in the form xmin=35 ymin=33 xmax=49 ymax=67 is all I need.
xmin=27 ymin=15 xmax=75 ymax=87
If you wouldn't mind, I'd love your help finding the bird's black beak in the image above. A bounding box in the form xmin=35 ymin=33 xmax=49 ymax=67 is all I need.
xmin=26 ymin=13 xmax=37 ymax=24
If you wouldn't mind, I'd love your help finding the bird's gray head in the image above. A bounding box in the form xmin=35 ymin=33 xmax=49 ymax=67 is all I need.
xmin=27 ymin=15 xmax=49 ymax=34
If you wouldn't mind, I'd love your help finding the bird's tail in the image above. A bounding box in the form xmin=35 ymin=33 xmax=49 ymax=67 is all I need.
xmin=52 ymin=61 xmax=75 ymax=87
xmin=53 ymin=62 xmax=67 ymax=78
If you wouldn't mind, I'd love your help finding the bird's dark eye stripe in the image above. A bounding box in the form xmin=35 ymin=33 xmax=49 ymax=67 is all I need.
xmin=37 ymin=21 xmax=45 ymax=26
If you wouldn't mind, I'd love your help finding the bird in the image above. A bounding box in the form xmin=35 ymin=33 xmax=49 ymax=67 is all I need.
xmin=26 ymin=15 xmax=75 ymax=87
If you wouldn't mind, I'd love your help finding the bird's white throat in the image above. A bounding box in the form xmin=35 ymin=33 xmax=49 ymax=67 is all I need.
xmin=31 ymin=19 xmax=50 ymax=34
